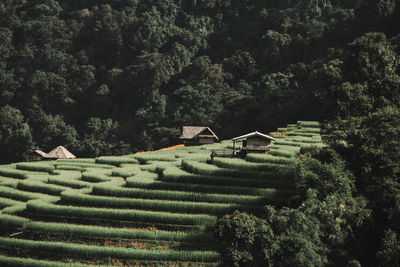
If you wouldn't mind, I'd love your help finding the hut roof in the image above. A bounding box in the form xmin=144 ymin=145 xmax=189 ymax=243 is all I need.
xmin=231 ymin=131 xmax=276 ymax=141
xmin=179 ymin=126 xmax=219 ymax=140
xmin=35 ymin=146 xmax=76 ymax=159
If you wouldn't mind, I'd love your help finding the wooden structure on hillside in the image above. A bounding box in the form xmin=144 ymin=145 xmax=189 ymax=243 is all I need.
xmin=231 ymin=131 xmax=276 ymax=154
xmin=179 ymin=126 xmax=219 ymax=146
xmin=35 ymin=146 xmax=76 ymax=159
xmin=211 ymin=131 xmax=276 ymax=159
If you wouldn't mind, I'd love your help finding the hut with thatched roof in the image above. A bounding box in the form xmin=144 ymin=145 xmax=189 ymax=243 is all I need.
xmin=35 ymin=146 xmax=76 ymax=159
xmin=179 ymin=126 xmax=219 ymax=146
xmin=231 ymin=131 xmax=276 ymax=154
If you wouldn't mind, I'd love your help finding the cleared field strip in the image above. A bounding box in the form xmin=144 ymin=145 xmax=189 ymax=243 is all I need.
xmin=26 ymin=200 xmax=217 ymax=226
xmin=59 ymin=190 xmax=263 ymax=215
xmin=0 ymin=237 xmax=221 ymax=262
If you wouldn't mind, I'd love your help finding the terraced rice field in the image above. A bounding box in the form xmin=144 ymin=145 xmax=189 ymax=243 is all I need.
xmin=0 ymin=121 xmax=324 ymax=266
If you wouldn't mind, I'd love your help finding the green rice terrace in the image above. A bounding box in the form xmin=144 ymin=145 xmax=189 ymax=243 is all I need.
xmin=0 ymin=121 xmax=324 ymax=267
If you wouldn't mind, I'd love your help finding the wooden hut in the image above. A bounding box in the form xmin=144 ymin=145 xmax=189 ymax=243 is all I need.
xmin=231 ymin=131 xmax=276 ymax=154
xmin=179 ymin=126 xmax=219 ymax=146
xmin=35 ymin=146 xmax=76 ymax=159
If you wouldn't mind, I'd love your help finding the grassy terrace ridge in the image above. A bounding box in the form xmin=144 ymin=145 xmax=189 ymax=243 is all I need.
xmin=0 ymin=121 xmax=323 ymax=266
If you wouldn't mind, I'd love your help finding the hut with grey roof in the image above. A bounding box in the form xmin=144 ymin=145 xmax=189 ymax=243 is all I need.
xmin=35 ymin=146 xmax=76 ymax=159
xmin=231 ymin=131 xmax=276 ymax=154
xmin=179 ymin=126 xmax=219 ymax=146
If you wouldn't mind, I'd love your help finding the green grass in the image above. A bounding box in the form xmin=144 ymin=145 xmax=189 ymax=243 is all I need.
xmin=0 ymin=185 xmax=58 ymax=202
xmin=181 ymin=160 xmax=280 ymax=179
xmin=95 ymin=156 xmax=139 ymax=166
xmin=297 ymin=120 xmax=320 ymax=128
xmin=60 ymin=190 xmax=262 ymax=215
xmin=0 ymin=120 xmax=322 ymax=266
xmin=81 ymin=170 xmax=112 ymax=183
xmin=26 ymin=200 xmax=217 ymax=226
xmin=0 ymin=237 xmax=221 ymax=262
xmin=0 ymin=197 xmax=25 ymax=208
xmin=92 ymin=184 xmax=267 ymax=205
xmin=162 ymin=166 xmax=289 ymax=188
xmin=53 ymin=162 xmax=114 ymax=169
xmin=212 ymin=157 xmax=293 ymax=172
xmin=0 ymin=255 xmax=110 ymax=267
xmin=0 ymin=167 xmax=28 ymax=179
xmin=17 ymin=180 xmax=69 ymax=196
xmin=0 ymin=214 xmax=213 ymax=243
xmin=245 ymin=154 xmax=295 ymax=164
xmin=16 ymin=162 xmax=55 ymax=174
xmin=126 ymin=174 xmax=279 ymax=196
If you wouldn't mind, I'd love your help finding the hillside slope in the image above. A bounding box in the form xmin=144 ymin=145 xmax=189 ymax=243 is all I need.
xmin=0 ymin=121 xmax=323 ymax=266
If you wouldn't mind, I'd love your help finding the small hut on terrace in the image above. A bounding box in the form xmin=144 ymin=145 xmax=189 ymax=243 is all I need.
xmin=179 ymin=126 xmax=219 ymax=146
xmin=35 ymin=146 xmax=76 ymax=159
xmin=231 ymin=131 xmax=276 ymax=154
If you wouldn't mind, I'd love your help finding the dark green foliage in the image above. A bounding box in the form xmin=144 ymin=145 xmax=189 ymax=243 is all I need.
xmin=377 ymin=229 xmax=400 ymax=267
xmin=0 ymin=106 xmax=33 ymax=163
xmin=1 ymin=0 xmax=397 ymax=162
xmin=216 ymin=208 xmax=328 ymax=267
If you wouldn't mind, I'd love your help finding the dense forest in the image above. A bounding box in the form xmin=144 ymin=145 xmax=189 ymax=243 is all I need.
xmin=1 ymin=0 xmax=400 ymax=266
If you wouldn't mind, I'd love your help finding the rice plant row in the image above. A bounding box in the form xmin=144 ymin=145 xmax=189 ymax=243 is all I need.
xmin=16 ymin=162 xmax=55 ymax=174
xmin=0 ymin=237 xmax=221 ymax=262
xmin=0 ymin=214 xmax=214 ymax=243
xmin=95 ymin=156 xmax=139 ymax=166
xmin=47 ymin=176 xmax=91 ymax=189
xmin=0 ymin=197 xmax=25 ymax=209
xmin=81 ymin=170 xmax=112 ymax=183
xmin=0 ymin=168 xmax=28 ymax=179
xmin=162 ymin=167 xmax=290 ymax=189
xmin=111 ymin=165 xmax=140 ymax=178
xmin=245 ymin=154 xmax=295 ymax=164
xmin=26 ymin=200 xmax=217 ymax=226
xmin=17 ymin=180 xmax=70 ymax=196
xmin=0 ymin=254 xmax=111 ymax=267
xmin=297 ymin=120 xmax=320 ymax=128
xmin=125 ymin=176 xmax=278 ymax=196
xmin=212 ymin=158 xmax=294 ymax=174
xmin=53 ymin=161 xmax=114 ymax=170
xmin=92 ymin=184 xmax=268 ymax=205
xmin=181 ymin=160 xmax=283 ymax=179
xmin=0 ymin=185 xmax=58 ymax=202
xmin=59 ymin=190 xmax=263 ymax=215
xmin=0 ymin=176 xmax=19 ymax=188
